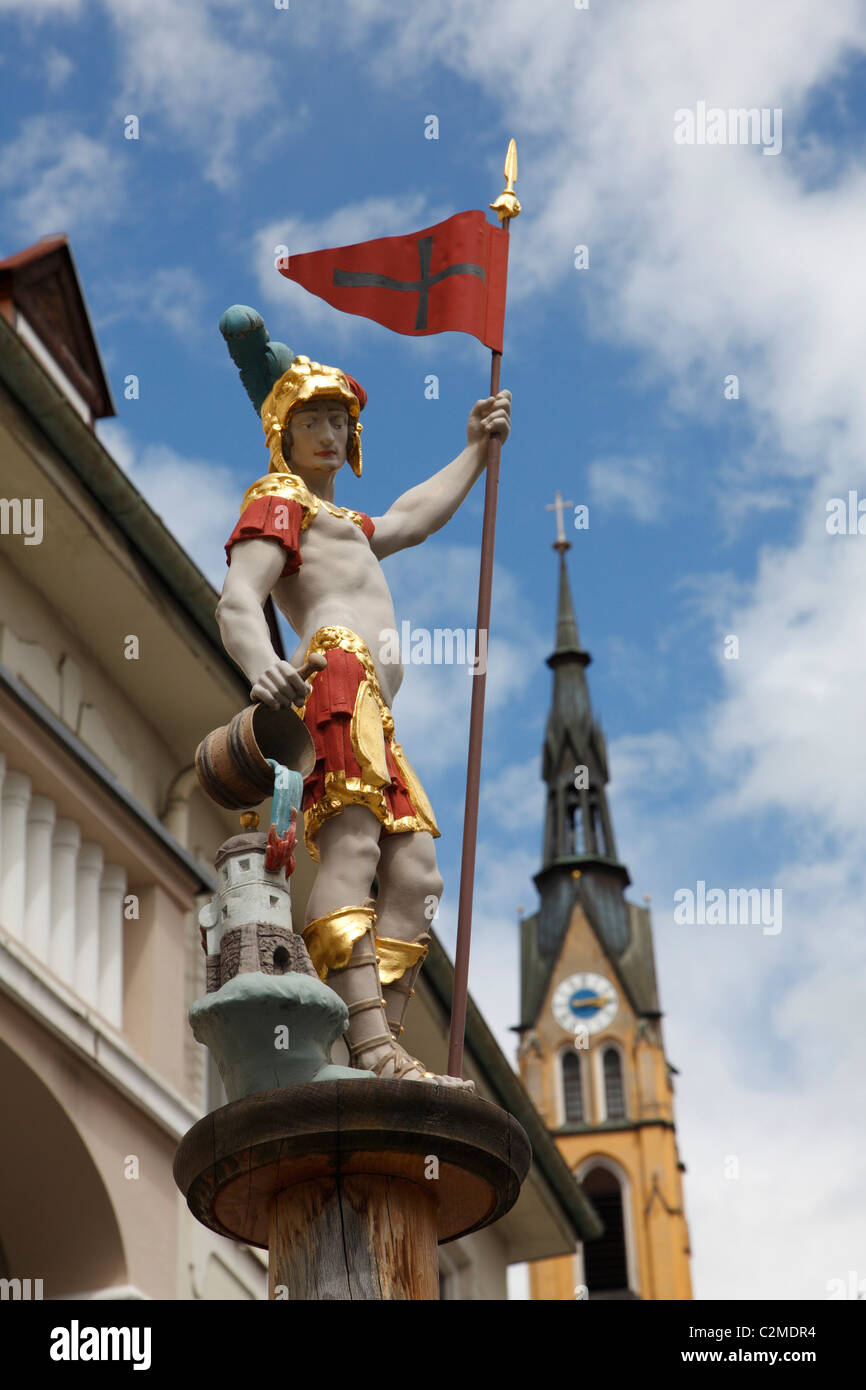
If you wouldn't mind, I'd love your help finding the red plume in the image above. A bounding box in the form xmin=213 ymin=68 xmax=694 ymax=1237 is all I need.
xmin=344 ymin=374 xmax=367 ymax=410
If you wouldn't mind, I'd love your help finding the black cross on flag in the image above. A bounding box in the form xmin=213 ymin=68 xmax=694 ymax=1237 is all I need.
xmin=278 ymin=210 xmax=508 ymax=351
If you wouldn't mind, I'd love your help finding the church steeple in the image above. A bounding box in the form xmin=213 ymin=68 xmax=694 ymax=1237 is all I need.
xmin=535 ymin=494 xmax=630 ymax=960
xmin=551 ymin=534 xmax=588 ymax=662
xmin=518 ymin=495 xmax=693 ymax=1303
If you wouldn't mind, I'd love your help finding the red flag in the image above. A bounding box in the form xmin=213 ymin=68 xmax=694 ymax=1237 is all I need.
xmin=280 ymin=209 xmax=508 ymax=352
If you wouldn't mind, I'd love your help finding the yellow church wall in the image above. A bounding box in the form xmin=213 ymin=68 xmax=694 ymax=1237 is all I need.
xmin=521 ymin=896 xmax=692 ymax=1300
xmin=528 ymin=1121 xmax=691 ymax=1300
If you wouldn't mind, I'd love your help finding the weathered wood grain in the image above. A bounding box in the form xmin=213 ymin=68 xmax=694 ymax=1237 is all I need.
xmin=269 ymin=1175 xmax=438 ymax=1300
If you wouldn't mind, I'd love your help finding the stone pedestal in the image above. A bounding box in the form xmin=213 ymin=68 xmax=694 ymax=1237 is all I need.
xmin=174 ymin=1079 xmax=531 ymax=1301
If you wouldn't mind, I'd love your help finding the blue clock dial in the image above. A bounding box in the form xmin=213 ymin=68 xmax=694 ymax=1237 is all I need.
xmin=570 ymin=989 xmax=602 ymax=1018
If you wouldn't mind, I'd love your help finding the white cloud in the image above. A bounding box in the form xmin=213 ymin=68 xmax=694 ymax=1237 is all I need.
xmin=97 ymin=420 xmax=239 ymax=588
xmin=44 ymin=48 xmax=74 ymax=89
xmin=705 ymin=506 xmax=866 ymax=835
xmin=481 ymin=755 xmax=545 ymax=835
xmin=102 ymin=0 xmax=274 ymax=189
xmin=381 ymin=540 xmax=547 ymax=773
xmin=96 ymin=265 xmax=209 ymax=342
xmin=0 ymin=116 xmax=125 ymax=238
xmin=648 ymin=851 xmax=866 ymax=1299
xmin=587 ymin=455 xmax=664 ymax=523
xmin=329 ymin=0 xmax=866 ymax=483
xmin=607 ymin=730 xmax=693 ymax=799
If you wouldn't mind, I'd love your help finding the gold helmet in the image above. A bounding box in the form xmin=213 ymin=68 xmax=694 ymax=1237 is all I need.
xmin=260 ymin=355 xmax=366 ymax=478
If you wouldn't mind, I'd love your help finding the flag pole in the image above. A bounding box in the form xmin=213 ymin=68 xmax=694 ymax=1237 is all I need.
xmin=447 ymin=140 xmax=521 ymax=1077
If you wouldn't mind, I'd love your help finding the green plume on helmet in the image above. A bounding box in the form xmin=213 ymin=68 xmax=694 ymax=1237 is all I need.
xmin=219 ymin=304 xmax=294 ymax=415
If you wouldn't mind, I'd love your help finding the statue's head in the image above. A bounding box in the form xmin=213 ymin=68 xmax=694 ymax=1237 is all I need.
xmin=282 ymin=400 xmax=353 ymax=479
xmin=260 ymin=355 xmax=366 ymax=478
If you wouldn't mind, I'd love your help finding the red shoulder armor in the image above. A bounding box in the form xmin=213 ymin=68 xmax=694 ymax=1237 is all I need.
xmin=225 ymin=496 xmax=304 ymax=577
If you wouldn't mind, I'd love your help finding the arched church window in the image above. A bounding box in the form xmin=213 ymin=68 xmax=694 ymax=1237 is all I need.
xmin=581 ymin=1166 xmax=630 ymax=1294
xmin=603 ymin=1046 xmax=626 ymax=1119
xmin=562 ymin=1050 xmax=584 ymax=1122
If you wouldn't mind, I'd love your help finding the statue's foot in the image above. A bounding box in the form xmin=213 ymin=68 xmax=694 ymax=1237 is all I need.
xmin=353 ymin=1038 xmax=475 ymax=1090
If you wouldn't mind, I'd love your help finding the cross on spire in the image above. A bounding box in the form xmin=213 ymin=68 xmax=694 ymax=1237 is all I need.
xmin=545 ymin=490 xmax=574 ymax=553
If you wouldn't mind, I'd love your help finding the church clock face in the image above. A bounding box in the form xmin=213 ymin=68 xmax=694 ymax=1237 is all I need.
xmin=552 ymin=972 xmax=618 ymax=1036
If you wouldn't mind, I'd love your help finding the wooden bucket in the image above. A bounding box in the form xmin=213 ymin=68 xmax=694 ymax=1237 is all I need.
xmin=195 ymin=703 xmax=316 ymax=811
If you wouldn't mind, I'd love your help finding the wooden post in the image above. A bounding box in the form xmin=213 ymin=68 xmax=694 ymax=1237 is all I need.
xmin=270 ymin=1175 xmax=438 ymax=1300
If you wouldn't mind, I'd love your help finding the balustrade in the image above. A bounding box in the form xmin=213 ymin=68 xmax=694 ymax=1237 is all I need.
xmin=0 ymin=756 xmax=127 ymax=1028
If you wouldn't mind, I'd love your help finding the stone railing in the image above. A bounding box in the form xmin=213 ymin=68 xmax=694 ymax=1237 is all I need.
xmin=0 ymin=752 xmax=126 ymax=1027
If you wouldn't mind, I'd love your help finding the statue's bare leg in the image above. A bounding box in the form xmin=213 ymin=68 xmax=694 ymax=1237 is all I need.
xmin=374 ymin=829 xmax=473 ymax=1088
xmin=304 ymin=807 xmax=472 ymax=1086
xmin=374 ymin=828 xmax=442 ymax=943
xmin=304 ymin=804 xmax=380 ymax=922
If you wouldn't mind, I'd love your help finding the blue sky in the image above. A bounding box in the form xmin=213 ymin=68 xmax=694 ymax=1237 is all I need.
xmin=2 ymin=0 xmax=866 ymax=1301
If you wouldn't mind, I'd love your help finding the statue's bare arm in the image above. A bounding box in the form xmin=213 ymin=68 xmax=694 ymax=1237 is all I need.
xmin=370 ymin=390 xmax=511 ymax=560
xmin=216 ymin=538 xmax=325 ymax=708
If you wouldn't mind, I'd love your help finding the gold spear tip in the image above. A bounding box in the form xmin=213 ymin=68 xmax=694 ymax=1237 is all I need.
xmin=490 ymin=136 xmax=522 ymax=224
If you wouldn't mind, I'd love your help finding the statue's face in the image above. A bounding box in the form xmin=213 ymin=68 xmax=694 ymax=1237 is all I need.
xmin=285 ymin=401 xmax=350 ymax=475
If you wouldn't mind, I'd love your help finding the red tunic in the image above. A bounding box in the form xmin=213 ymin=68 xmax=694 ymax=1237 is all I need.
xmin=300 ymin=646 xmax=418 ymax=832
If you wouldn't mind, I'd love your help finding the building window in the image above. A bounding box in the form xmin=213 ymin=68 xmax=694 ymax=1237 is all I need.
xmin=562 ymin=1050 xmax=584 ymax=1122
xmin=603 ymin=1047 xmax=625 ymax=1119
xmin=581 ymin=1166 xmax=629 ymax=1295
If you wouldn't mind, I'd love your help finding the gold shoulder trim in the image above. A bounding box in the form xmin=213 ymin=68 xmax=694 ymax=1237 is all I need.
xmin=240 ymin=472 xmax=319 ymax=530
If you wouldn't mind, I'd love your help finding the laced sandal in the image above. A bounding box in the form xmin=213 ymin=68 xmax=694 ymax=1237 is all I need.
xmin=348 ymin=1034 xmax=434 ymax=1081
xmin=316 ymin=910 xmax=473 ymax=1086
xmin=376 ymin=931 xmax=475 ymax=1089
xmin=378 ymin=932 xmax=430 ymax=1043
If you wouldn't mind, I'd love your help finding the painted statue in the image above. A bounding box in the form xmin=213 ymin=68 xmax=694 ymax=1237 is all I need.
xmin=216 ymin=306 xmax=510 ymax=1085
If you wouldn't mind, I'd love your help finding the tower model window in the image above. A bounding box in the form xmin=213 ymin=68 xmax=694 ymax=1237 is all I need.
xmin=603 ymin=1047 xmax=626 ymax=1119
xmin=562 ymin=1050 xmax=584 ymax=1122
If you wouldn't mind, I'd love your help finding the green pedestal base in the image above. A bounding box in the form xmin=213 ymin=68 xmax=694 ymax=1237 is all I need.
xmin=189 ymin=971 xmax=373 ymax=1101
